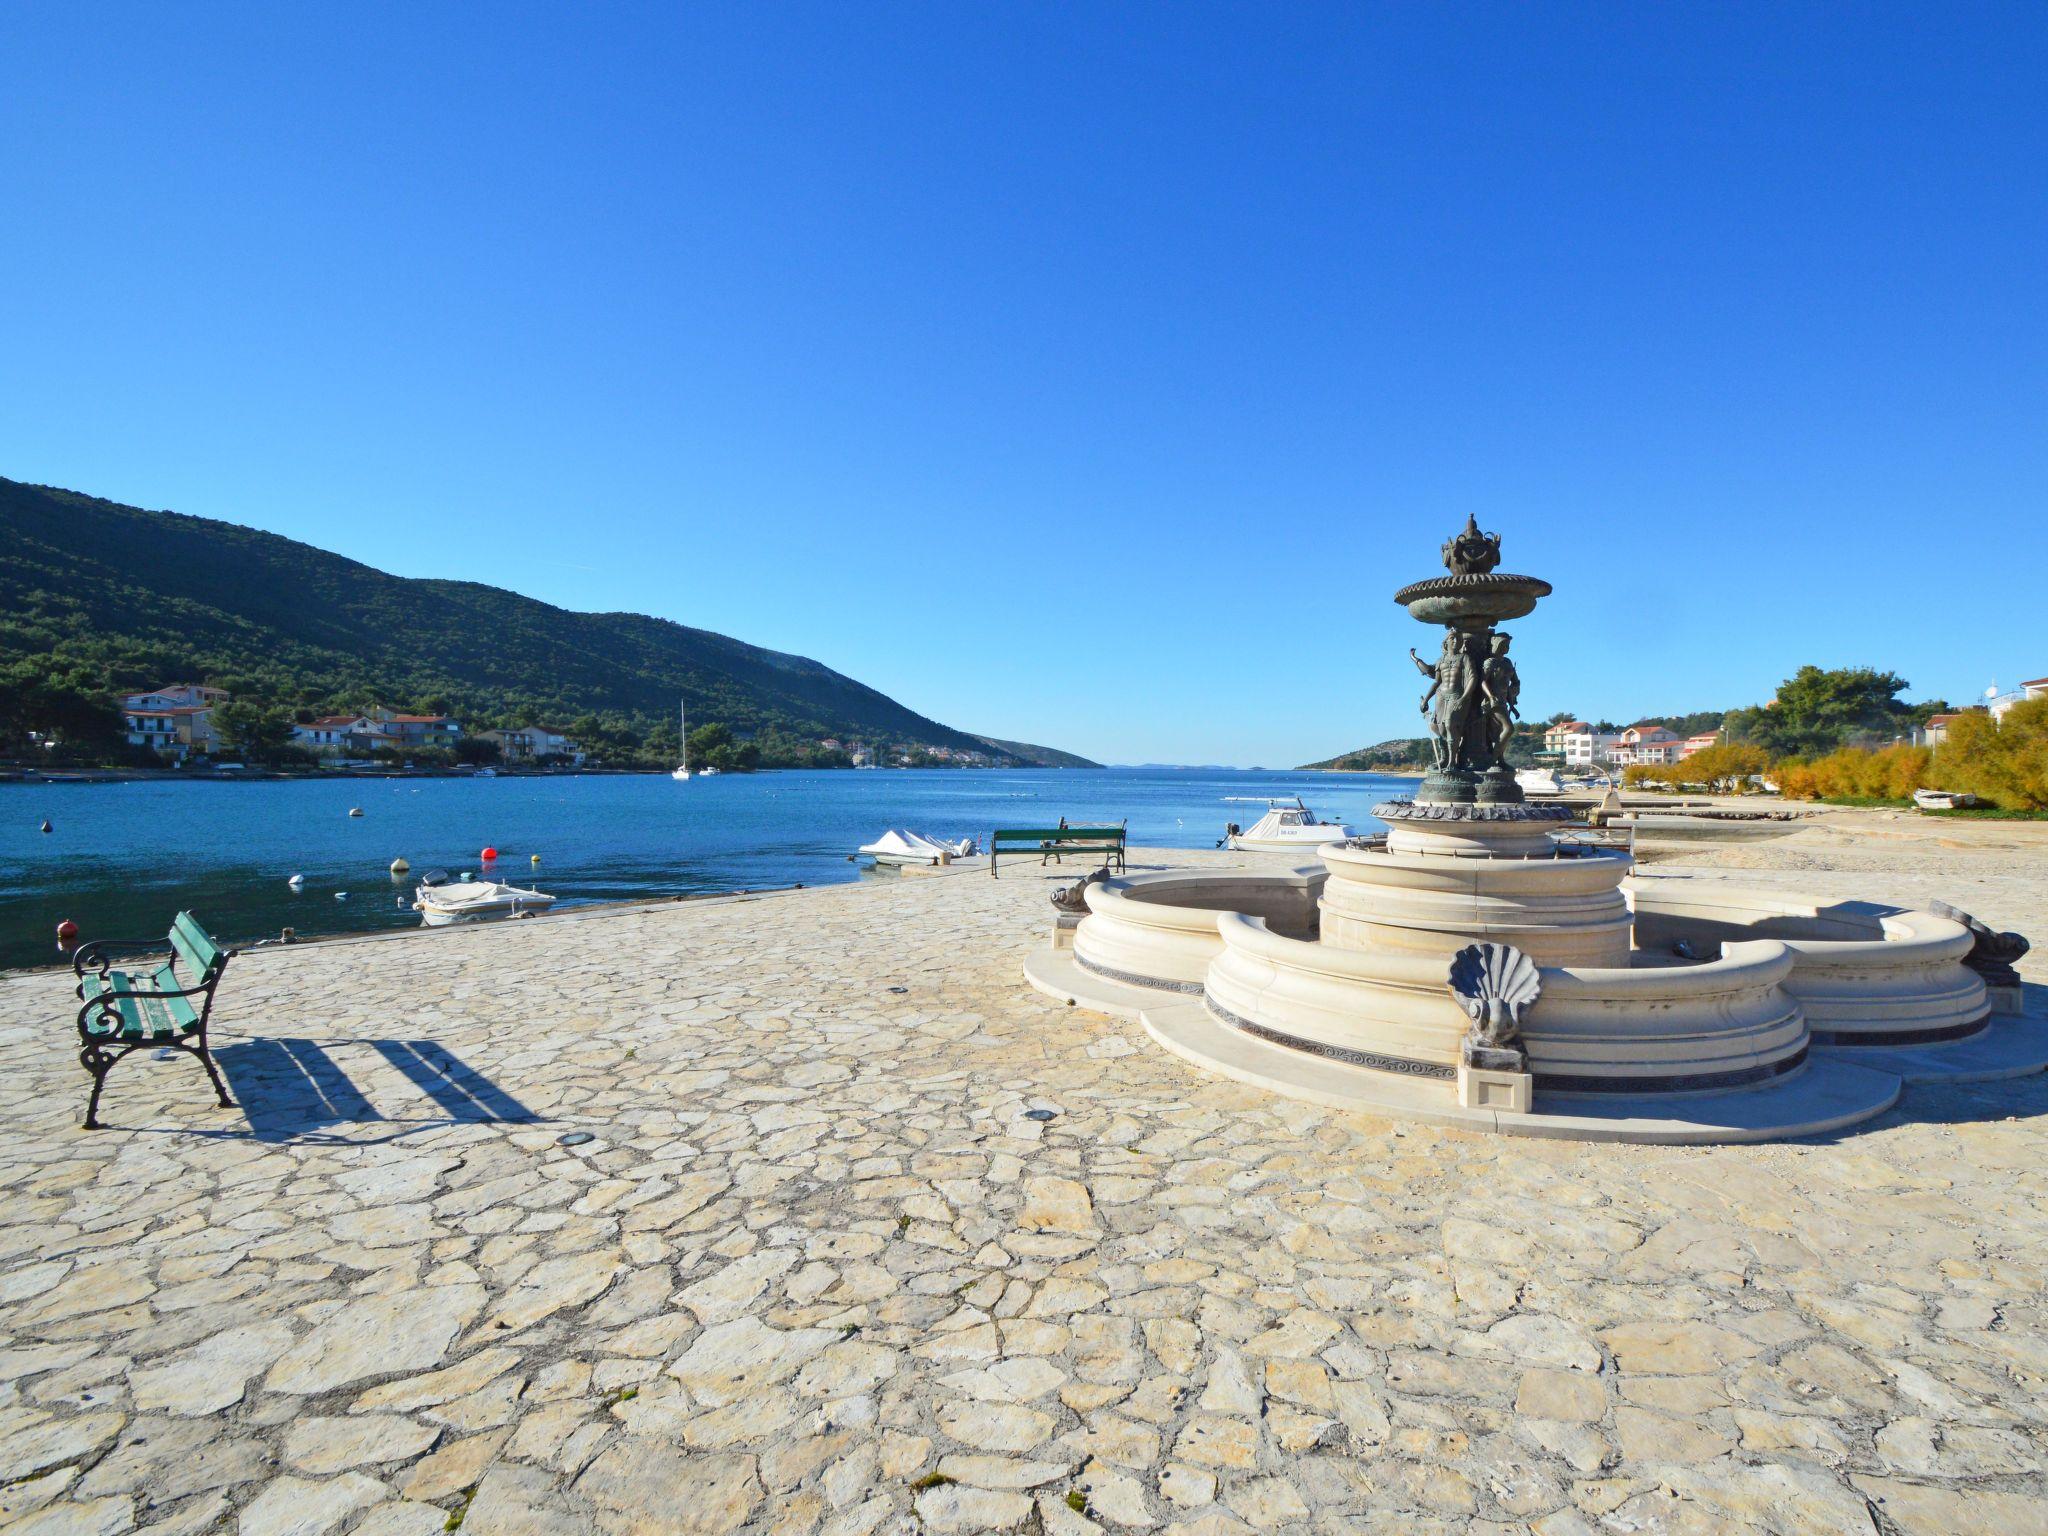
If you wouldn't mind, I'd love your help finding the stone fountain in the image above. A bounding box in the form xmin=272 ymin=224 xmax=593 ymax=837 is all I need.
xmin=1023 ymin=517 xmax=2045 ymax=1142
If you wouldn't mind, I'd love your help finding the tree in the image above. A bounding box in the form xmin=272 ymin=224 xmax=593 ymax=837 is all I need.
xmin=454 ymin=737 xmax=502 ymax=766
xmin=1729 ymin=666 xmax=1917 ymax=758
xmin=213 ymin=700 xmax=298 ymax=762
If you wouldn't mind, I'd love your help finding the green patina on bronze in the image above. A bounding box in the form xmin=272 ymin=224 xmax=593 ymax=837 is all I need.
xmin=1393 ymin=517 xmax=1553 ymax=805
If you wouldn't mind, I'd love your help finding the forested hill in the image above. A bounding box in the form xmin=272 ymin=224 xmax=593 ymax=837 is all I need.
xmin=0 ymin=476 xmax=1065 ymax=765
xmin=971 ymin=735 xmax=1102 ymax=769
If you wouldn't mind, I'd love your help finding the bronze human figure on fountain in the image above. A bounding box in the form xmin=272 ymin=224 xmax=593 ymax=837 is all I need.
xmin=1482 ymin=633 xmax=1520 ymax=764
xmin=1411 ymin=633 xmax=1486 ymax=772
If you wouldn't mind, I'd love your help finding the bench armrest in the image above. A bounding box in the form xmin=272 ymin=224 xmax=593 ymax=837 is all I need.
xmin=73 ymin=939 xmax=166 ymax=978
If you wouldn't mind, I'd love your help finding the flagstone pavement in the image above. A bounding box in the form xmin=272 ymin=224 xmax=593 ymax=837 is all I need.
xmin=1 ymin=840 xmax=2044 ymax=1536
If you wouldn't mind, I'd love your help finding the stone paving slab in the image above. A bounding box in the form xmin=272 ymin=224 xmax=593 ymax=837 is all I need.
xmin=0 ymin=835 xmax=2044 ymax=1535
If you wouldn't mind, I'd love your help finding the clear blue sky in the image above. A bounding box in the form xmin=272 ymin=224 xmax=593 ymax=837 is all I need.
xmin=4 ymin=6 xmax=2043 ymax=765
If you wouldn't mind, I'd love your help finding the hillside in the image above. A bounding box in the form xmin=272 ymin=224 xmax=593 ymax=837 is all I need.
xmin=1299 ymin=738 xmax=1432 ymax=772
xmin=0 ymin=477 xmax=1074 ymax=767
xmin=971 ymin=735 xmax=1102 ymax=769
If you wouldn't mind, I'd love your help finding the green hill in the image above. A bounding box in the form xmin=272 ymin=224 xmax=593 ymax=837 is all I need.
xmin=1299 ymin=739 xmax=1432 ymax=772
xmin=0 ymin=476 xmax=1075 ymax=768
xmin=971 ymin=735 xmax=1102 ymax=769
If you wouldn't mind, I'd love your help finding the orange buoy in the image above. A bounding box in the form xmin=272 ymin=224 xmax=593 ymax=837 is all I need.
xmin=481 ymin=846 xmax=498 ymax=861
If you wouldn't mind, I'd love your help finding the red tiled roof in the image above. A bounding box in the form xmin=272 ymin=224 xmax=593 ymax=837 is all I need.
xmin=2023 ymin=676 xmax=2048 ymax=688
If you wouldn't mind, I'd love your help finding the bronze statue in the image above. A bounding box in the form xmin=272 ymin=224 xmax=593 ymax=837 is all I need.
xmin=1481 ymin=632 xmax=1520 ymax=765
xmin=1412 ymin=632 xmax=1484 ymax=772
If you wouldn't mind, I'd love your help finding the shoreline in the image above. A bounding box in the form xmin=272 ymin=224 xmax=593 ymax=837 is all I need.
xmin=0 ymin=762 xmax=1104 ymax=785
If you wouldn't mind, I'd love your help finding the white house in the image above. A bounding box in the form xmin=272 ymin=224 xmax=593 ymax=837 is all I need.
xmin=1989 ymin=676 xmax=2048 ymax=724
xmin=121 ymin=684 xmax=227 ymax=760
xmin=1679 ymin=732 xmax=1720 ymax=759
xmin=122 ymin=683 xmax=228 ymax=712
xmin=291 ymin=715 xmax=406 ymax=757
xmin=1544 ymin=721 xmax=1621 ymax=767
xmin=478 ymin=726 xmax=582 ymax=764
xmin=1614 ymin=725 xmax=1683 ymax=766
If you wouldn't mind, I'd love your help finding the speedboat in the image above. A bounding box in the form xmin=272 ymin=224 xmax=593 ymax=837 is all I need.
xmin=859 ymin=829 xmax=976 ymax=867
xmin=698 ymin=764 xmax=722 ymax=777
xmin=1516 ymin=767 xmax=1564 ymax=796
xmin=414 ymin=879 xmax=558 ymax=926
xmin=1225 ymin=798 xmax=1353 ymax=852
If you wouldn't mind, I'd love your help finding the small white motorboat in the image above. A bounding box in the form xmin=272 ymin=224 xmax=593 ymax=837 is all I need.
xmin=698 ymin=764 xmax=722 ymax=777
xmin=859 ymin=829 xmax=977 ymax=867
xmin=1225 ymin=798 xmax=1353 ymax=852
xmin=414 ymin=879 xmax=559 ymax=926
xmin=1516 ymin=767 xmax=1564 ymax=796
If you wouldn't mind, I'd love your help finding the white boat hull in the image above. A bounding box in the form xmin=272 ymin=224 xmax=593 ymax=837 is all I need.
xmin=860 ymin=829 xmax=975 ymax=866
xmin=414 ymin=881 xmax=558 ymax=926
xmin=1229 ymin=829 xmax=1351 ymax=852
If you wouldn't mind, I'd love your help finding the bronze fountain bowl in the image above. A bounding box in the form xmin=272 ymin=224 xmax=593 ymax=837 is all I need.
xmin=1392 ymin=571 xmax=1552 ymax=628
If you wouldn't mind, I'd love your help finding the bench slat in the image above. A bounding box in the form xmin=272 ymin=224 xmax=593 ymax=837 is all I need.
xmin=170 ymin=911 xmax=225 ymax=979
xmin=83 ymin=970 xmax=202 ymax=1041
xmin=992 ymin=829 xmax=1125 ymax=842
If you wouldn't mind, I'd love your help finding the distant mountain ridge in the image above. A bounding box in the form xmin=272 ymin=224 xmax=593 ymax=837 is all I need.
xmin=0 ymin=476 xmax=1085 ymax=766
xmin=972 ymin=735 xmax=1101 ymax=769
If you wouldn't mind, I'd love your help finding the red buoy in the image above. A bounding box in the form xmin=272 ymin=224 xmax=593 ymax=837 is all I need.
xmin=56 ymin=919 xmax=79 ymax=948
xmin=481 ymin=846 xmax=498 ymax=861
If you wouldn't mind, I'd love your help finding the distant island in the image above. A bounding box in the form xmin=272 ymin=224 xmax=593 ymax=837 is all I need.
xmin=0 ymin=477 xmax=1099 ymax=772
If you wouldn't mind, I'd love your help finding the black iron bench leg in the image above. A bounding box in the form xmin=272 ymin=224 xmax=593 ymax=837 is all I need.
xmin=79 ymin=1041 xmax=115 ymax=1131
xmin=195 ymin=1037 xmax=235 ymax=1109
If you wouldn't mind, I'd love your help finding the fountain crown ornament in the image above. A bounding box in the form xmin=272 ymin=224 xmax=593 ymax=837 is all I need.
xmin=1441 ymin=514 xmax=1502 ymax=576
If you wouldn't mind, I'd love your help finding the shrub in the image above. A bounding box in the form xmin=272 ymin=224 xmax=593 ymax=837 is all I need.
xmin=1935 ymin=699 xmax=2048 ymax=810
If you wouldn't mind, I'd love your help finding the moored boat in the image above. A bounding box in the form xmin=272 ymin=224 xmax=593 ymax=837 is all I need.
xmin=414 ymin=879 xmax=559 ymax=926
xmin=1225 ymin=797 xmax=1353 ymax=852
xmin=860 ymin=829 xmax=976 ymax=866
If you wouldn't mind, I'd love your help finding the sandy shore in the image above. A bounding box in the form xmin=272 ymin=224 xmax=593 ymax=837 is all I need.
xmin=0 ymin=816 xmax=2041 ymax=1535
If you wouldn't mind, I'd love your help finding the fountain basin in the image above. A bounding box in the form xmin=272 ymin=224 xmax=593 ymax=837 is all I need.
xmin=1628 ymin=879 xmax=1989 ymax=1046
xmin=1320 ymin=840 xmax=1633 ymax=966
xmin=1071 ymin=867 xmax=1323 ymax=995
xmin=1204 ymin=914 xmax=1809 ymax=1096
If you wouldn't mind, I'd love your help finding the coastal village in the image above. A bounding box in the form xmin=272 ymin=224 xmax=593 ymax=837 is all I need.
xmin=110 ymin=685 xmax=1010 ymax=773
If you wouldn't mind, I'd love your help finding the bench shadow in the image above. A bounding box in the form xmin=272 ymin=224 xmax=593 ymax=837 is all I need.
xmin=210 ymin=1037 xmax=537 ymax=1144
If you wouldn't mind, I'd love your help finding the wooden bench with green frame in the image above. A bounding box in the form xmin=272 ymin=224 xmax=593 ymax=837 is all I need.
xmin=72 ymin=911 xmax=237 ymax=1130
xmin=989 ymin=820 xmax=1127 ymax=878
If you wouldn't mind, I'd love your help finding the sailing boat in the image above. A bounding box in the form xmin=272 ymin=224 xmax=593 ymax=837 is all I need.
xmin=671 ymin=697 xmax=691 ymax=781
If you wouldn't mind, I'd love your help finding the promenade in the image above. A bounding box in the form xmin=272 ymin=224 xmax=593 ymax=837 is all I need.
xmin=2 ymin=817 xmax=2044 ymax=1535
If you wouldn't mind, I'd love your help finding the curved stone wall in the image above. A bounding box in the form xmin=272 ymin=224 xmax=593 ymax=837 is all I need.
xmin=1525 ymin=942 xmax=1807 ymax=1094
xmin=1319 ymin=841 xmax=1633 ymax=966
xmin=1201 ymin=915 xmax=1812 ymax=1097
xmin=1072 ymin=868 xmax=1324 ymax=995
xmin=1628 ymin=879 xmax=1989 ymax=1046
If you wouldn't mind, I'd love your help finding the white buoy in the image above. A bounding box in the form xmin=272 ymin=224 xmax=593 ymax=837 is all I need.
xmin=335 ymin=891 xmax=349 ymax=901
xmin=287 ymin=873 xmax=305 ymax=888
xmin=390 ymin=857 xmax=411 ymax=874
xmin=348 ymin=807 xmax=364 ymax=818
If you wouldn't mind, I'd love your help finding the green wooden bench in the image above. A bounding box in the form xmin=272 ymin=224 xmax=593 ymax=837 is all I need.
xmin=990 ymin=821 xmax=1127 ymax=878
xmin=72 ymin=911 xmax=236 ymax=1130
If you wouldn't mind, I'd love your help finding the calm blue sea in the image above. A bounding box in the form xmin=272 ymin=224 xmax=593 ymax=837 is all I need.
xmin=0 ymin=767 xmax=1416 ymax=971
